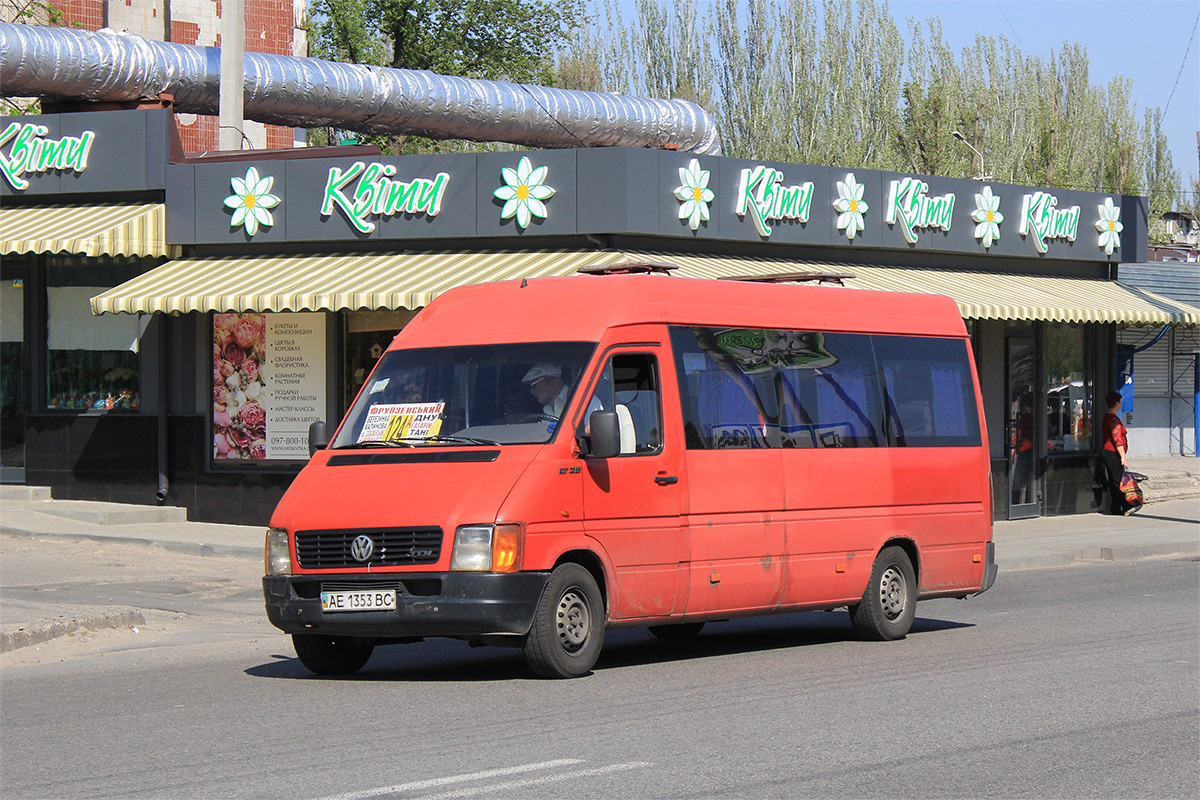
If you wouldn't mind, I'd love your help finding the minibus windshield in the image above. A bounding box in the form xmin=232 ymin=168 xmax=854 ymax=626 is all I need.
xmin=331 ymin=342 xmax=597 ymax=448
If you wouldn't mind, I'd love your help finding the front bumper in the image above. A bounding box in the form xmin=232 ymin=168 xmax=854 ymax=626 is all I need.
xmin=263 ymin=571 xmax=549 ymax=638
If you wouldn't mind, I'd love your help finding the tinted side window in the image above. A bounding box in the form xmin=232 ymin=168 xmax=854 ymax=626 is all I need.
xmin=776 ymin=332 xmax=883 ymax=448
xmin=670 ymin=327 xmax=779 ymax=449
xmin=875 ymin=336 xmax=981 ymax=447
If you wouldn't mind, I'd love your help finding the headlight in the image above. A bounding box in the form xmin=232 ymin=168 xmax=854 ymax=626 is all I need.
xmin=450 ymin=524 xmax=522 ymax=572
xmin=265 ymin=528 xmax=292 ymax=576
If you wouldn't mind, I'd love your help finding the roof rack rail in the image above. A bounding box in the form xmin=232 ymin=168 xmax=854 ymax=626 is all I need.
xmin=577 ymin=262 xmax=679 ymax=276
xmin=718 ymin=271 xmax=856 ymax=286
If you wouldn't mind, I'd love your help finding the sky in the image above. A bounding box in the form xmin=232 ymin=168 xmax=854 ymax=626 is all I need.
xmin=611 ymin=0 xmax=1200 ymax=201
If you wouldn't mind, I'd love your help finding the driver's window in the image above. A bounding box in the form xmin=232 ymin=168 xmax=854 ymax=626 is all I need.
xmin=589 ymin=353 xmax=662 ymax=455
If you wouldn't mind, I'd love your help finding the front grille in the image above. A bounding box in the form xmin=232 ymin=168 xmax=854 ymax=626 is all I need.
xmin=295 ymin=527 xmax=442 ymax=569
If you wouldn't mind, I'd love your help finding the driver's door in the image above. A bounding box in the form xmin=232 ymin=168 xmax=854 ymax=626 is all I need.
xmin=580 ymin=343 xmax=687 ymax=620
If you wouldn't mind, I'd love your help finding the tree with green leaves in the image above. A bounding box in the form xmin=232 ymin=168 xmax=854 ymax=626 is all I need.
xmin=308 ymin=0 xmax=582 ymax=152
xmin=559 ymin=0 xmax=1184 ymax=223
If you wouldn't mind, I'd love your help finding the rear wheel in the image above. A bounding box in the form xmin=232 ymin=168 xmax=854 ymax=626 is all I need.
xmin=648 ymin=622 xmax=705 ymax=640
xmin=292 ymin=634 xmax=374 ymax=675
xmin=850 ymin=546 xmax=917 ymax=641
xmin=523 ymin=563 xmax=604 ymax=678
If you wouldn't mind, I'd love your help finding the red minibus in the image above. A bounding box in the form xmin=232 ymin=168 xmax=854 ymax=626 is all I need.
xmin=264 ymin=273 xmax=996 ymax=678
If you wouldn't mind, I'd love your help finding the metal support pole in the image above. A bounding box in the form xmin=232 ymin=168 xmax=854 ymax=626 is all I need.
xmin=1193 ymin=351 xmax=1198 ymax=458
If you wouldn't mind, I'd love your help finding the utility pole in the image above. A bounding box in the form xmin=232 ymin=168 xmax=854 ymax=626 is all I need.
xmin=951 ymin=131 xmax=992 ymax=181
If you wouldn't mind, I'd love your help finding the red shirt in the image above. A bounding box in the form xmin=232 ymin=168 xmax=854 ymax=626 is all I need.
xmin=1102 ymin=412 xmax=1127 ymax=452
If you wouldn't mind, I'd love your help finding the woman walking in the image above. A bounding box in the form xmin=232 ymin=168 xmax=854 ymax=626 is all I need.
xmin=1099 ymin=391 xmax=1136 ymax=515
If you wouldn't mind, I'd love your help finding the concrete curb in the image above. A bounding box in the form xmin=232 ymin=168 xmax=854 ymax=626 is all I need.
xmin=997 ymin=539 xmax=1200 ymax=571
xmin=0 ymin=608 xmax=146 ymax=653
xmin=0 ymin=526 xmax=261 ymax=561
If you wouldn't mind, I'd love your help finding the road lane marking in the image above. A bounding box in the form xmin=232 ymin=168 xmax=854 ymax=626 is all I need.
xmin=311 ymin=760 xmax=584 ymax=800
xmin=414 ymin=762 xmax=652 ymax=800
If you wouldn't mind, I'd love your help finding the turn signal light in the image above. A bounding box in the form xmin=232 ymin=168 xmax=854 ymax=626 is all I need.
xmin=492 ymin=524 xmax=523 ymax=573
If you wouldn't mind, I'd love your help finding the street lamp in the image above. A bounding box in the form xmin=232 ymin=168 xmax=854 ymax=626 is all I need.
xmin=951 ymin=131 xmax=993 ymax=181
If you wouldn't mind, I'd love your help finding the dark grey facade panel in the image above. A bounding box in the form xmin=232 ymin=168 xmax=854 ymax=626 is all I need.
xmin=165 ymin=165 xmax=196 ymax=244
xmin=577 ymin=147 xmax=660 ymax=237
xmin=0 ymin=109 xmax=169 ymax=198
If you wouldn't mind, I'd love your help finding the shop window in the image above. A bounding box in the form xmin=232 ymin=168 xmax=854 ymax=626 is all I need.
xmin=345 ymin=309 xmax=419 ymax=410
xmin=46 ymin=285 xmax=141 ymax=411
xmin=213 ymin=311 xmax=327 ymax=463
xmin=1044 ymin=323 xmax=1094 ymax=452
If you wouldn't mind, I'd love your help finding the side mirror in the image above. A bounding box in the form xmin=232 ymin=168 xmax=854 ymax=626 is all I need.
xmin=585 ymin=409 xmax=620 ymax=459
xmin=308 ymin=420 xmax=329 ymax=456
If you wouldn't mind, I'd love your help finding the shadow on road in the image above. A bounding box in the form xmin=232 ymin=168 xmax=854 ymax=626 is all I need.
xmin=244 ymin=611 xmax=973 ymax=682
xmin=1121 ymin=512 xmax=1198 ymax=525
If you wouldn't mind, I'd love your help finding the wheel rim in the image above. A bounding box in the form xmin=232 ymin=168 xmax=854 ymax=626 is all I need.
xmin=878 ymin=565 xmax=908 ymax=621
xmin=555 ymin=588 xmax=591 ymax=653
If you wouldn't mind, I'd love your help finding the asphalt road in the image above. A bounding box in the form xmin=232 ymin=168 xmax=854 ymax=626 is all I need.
xmin=1 ymin=543 xmax=1197 ymax=800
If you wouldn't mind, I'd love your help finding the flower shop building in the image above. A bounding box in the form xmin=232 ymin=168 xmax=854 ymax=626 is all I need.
xmin=2 ymin=107 xmax=1196 ymax=525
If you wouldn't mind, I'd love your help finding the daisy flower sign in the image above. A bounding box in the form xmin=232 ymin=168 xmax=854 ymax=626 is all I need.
xmin=833 ymin=173 xmax=869 ymax=240
xmin=970 ymin=186 xmax=1004 ymax=249
xmin=674 ymin=158 xmax=714 ymax=231
xmin=1095 ymin=197 xmax=1123 ymax=256
xmin=223 ymin=166 xmax=281 ymax=237
xmin=494 ymin=156 xmax=555 ymax=230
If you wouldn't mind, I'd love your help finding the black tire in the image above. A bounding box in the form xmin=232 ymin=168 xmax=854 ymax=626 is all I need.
xmin=648 ymin=622 xmax=705 ymax=640
xmin=850 ymin=545 xmax=917 ymax=641
xmin=523 ymin=563 xmax=605 ymax=678
xmin=292 ymin=634 xmax=374 ymax=675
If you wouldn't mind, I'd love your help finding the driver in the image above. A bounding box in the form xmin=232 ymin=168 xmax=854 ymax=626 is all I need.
xmin=522 ymin=363 xmax=569 ymax=418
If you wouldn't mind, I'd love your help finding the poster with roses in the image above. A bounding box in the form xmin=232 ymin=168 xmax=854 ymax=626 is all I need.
xmin=213 ymin=312 xmax=326 ymax=461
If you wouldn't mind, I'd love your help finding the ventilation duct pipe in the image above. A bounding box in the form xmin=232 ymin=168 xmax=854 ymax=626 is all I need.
xmin=0 ymin=22 xmax=720 ymax=154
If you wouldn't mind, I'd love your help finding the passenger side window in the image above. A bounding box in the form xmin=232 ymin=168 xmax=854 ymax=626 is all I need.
xmin=874 ymin=336 xmax=982 ymax=447
xmin=587 ymin=353 xmax=662 ymax=455
xmin=776 ymin=332 xmax=882 ymax=448
xmin=671 ymin=326 xmax=977 ymax=450
xmin=670 ymin=327 xmax=778 ymax=449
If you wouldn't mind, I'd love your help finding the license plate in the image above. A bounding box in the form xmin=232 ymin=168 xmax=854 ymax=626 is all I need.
xmin=321 ymin=589 xmax=397 ymax=613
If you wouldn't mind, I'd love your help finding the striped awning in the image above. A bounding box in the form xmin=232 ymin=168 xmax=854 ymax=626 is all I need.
xmin=1 ymin=203 xmax=170 ymax=258
xmin=90 ymin=248 xmax=1200 ymax=326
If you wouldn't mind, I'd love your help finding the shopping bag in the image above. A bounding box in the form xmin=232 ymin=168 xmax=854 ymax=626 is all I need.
xmin=1119 ymin=470 xmax=1144 ymax=511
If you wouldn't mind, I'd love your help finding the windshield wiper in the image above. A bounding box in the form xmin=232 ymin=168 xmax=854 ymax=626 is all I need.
xmin=336 ymin=440 xmax=418 ymax=449
xmin=420 ymin=435 xmax=501 ymax=446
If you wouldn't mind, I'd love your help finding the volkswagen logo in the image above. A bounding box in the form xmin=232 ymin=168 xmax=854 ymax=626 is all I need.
xmin=350 ymin=535 xmax=375 ymax=562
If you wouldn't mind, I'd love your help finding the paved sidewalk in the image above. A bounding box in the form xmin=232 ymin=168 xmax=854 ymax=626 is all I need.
xmin=2 ymin=458 xmax=1197 ymax=652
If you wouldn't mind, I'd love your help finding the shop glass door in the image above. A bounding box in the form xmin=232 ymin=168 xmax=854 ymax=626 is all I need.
xmin=1 ymin=276 xmax=26 ymax=482
xmin=1006 ymin=337 xmax=1040 ymax=519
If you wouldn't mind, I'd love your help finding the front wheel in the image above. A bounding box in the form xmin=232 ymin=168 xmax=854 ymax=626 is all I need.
xmin=292 ymin=634 xmax=374 ymax=675
xmin=849 ymin=546 xmax=917 ymax=641
xmin=523 ymin=564 xmax=605 ymax=678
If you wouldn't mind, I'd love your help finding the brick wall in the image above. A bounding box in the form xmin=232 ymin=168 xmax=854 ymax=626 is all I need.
xmin=38 ymin=0 xmax=307 ymax=152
